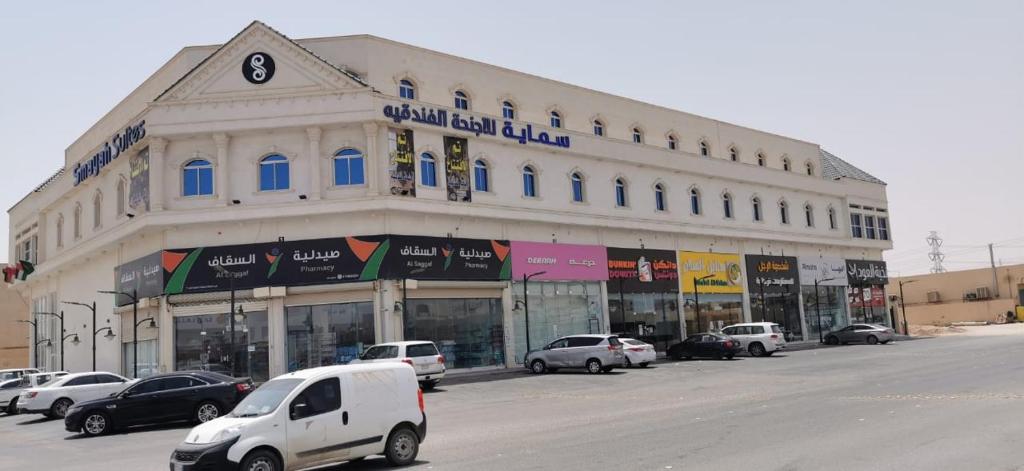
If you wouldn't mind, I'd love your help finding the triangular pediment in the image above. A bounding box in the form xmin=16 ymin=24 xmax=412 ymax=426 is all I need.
xmin=157 ymin=21 xmax=367 ymax=103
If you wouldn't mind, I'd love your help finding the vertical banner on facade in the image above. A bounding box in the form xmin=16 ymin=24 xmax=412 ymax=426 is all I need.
xmin=678 ymin=251 xmax=744 ymax=294
xmin=443 ymin=136 xmax=471 ymax=202
xmin=129 ymin=147 xmax=150 ymax=212
xmin=388 ymin=129 xmax=416 ymax=197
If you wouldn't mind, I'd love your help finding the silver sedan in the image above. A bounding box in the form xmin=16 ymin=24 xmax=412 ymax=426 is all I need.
xmin=824 ymin=324 xmax=895 ymax=345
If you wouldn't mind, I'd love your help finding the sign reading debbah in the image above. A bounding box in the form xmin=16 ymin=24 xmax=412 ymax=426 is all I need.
xmin=606 ymin=247 xmax=678 ymax=293
xmin=510 ymin=241 xmax=608 ymax=281
xmin=745 ymin=255 xmax=800 ymax=293
xmin=73 ymin=121 xmax=146 ymax=186
xmin=242 ymin=52 xmax=275 ymax=84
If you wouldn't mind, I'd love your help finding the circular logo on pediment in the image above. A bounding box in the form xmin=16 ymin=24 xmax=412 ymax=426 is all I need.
xmin=242 ymin=52 xmax=275 ymax=85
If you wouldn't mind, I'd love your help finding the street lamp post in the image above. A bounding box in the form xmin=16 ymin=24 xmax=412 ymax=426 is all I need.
xmin=898 ymin=279 xmax=917 ymax=335
xmin=62 ymin=300 xmax=109 ymax=371
xmin=693 ymin=274 xmax=715 ymax=333
xmin=519 ymin=271 xmax=548 ymax=353
xmin=98 ymin=289 xmax=147 ymax=378
xmin=33 ymin=311 xmax=65 ymax=370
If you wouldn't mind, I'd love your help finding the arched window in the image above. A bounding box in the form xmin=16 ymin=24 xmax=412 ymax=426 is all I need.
xmin=729 ymin=146 xmax=739 ymax=162
xmin=757 ymin=153 xmax=766 ymax=167
xmin=474 ymin=159 xmax=489 ymax=192
xmin=632 ymin=128 xmax=643 ymax=144
xmin=92 ymin=191 xmax=102 ymax=229
xmin=73 ymin=204 xmax=82 ymax=239
xmin=259 ymin=154 xmax=290 ymax=191
xmin=56 ymin=214 xmax=64 ymax=248
xmin=570 ymin=173 xmax=585 ymax=202
xmin=667 ymin=135 xmax=677 ymax=150
xmin=805 ymin=161 xmax=814 ymax=176
xmin=654 ymin=184 xmax=667 ymax=212
xmin=502 ymin=101 xmax=515 ymax=120
xmin=454 ymin=90 xmax=469 ymax=110
xmin=420 ymin=153 xmax=437 ymax=187
xmin=782 ymin=157 xmax=791 ymax=172
xmin=699 ymin=140 xmax=710 ymax=157
xmin=399 ymin=79 xmax=415 ymax=99
xmin=722 ymin=193 xmax=733 ymax=219
xmin=779 ymin=200 xmax=790 ymax=225
xmin=828 ymin=206 xmax=837 ymax=230
xmin=333 ymin=149 xmax=365 ymax=186
xmin=752 ymin=197 xmax=762 ymax=222
xmin=593 ymin=120 xmax=604 ymax=136
xmin=690 ymin=188 xmax=702 ymax=215
xmin=116 ymin=176 xmax=127 ymax=216
xmin=615 ymin=178 xmax=628 ymax=207
xmin=522 ymin=166 xmax=537 ymax=197
xmin=804 ymin=203 xmax=814 ymax=227
xmin=549 ymin=111 xmax=562 ymax=128
xmin=183 ymin=159 xmax=214 ymax=196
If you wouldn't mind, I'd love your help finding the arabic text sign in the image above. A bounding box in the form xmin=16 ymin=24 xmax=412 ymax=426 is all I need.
xmin=606 ymin=247 xmax=678 ymax=293
xmin=383 ymin=103 xmax=571 ymax=149
xmin=114 ymin=252 xmax=164 ymax=306
xmin=678 ymin=251 xmax=744 ymax=294
xmin=383 ymin=235 xmax=510 ymax=280
xmin=511 ymin=241 xmax=608 ymax=281
xmin=797 ymin=257 xmax=849 ymax=286
xmin=744 ymin=254 xmax=800 ymax=294
xmin=846 ymin=259 xmax=888 ymax=285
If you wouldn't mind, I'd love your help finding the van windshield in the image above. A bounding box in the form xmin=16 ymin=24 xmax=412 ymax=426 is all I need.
xmin=230 ymin=378 xmax=304 ymax=418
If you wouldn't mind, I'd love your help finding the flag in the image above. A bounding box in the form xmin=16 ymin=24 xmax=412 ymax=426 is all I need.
xmin=16 ymin=260 xmax=34 ymax=281
xmin=2 ymin=266 xmax=16 ymax=283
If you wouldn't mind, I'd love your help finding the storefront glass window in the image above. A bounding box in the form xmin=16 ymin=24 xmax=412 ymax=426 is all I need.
xmin=512 ymin=281 xmax=603 ymax=364
xmin=848 ymin=285 xmax=890 ymax=326
xmin=683 ymin=294 xmax=743 ymax=335
xmin=404 ymin=298 xmax=504 ymax=369
xmin=174 ymin=310 xmax=269 ymax=383
xmin=749 ymin=291 xmax=802 ymax=341
xmin=286 ymin=302 xmax=375 ymax=372
xmin=122 ymin=339 xmax=159 ymax=379
xmin=801 ymin=285 xmax=848 ymax=338
xmin=608 ymin=292 xmax=680 ymax=351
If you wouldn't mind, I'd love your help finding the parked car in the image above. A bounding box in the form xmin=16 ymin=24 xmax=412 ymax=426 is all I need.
xmin=1 ymin=372 xmax=68 ymax=414
xmin=620 ymin=338 xmax=656 ymax=368
xmin=0 ymin=368 xmax=39 ymax=382
xmin=64 ymin=371 xmax=254 ymax=437
xmin=17 ymin=372 xmax=131 ymax=418
xmin=524 ymin=334 xmax=625 ymax=374
xmin=667 ymin=333 xmax=744 ymax=360
xmin=721 ymin=322 xmax=787 ymax=357
xmin=349 ymin=341 xmax=446 ymax=390
xmin=824 ymin=324 xmax=895 ymax=345
xmin=169 ymin=363 xmax=427 ymax=471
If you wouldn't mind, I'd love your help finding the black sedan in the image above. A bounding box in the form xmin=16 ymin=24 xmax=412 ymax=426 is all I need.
xmin=65 ymin=371 xmax=253 ymax=437
xmin=668 ymin=333 xmax=744 ymax=360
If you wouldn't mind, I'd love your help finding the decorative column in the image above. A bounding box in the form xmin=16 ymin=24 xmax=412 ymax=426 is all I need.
xmin=306 ymin=127 xmax=322 ymax=200
xmin=213 ymin=133 xmax=230 ymax=206
xmin=362 ymin=122 xmax=381 ymax=195
xmin=149 ymin=137 xmax=166 ymax=211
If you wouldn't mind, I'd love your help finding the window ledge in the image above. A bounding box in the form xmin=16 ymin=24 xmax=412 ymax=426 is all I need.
xmin=252 ymin=188 xmax=297 ymax=196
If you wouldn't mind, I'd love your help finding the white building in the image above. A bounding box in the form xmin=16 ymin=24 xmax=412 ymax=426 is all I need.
xmin=8 ymin=22 xmax=892 ymax=379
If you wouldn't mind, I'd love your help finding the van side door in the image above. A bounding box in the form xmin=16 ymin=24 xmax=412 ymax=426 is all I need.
xmin=285 ymin=377 xmax=346 ymax=469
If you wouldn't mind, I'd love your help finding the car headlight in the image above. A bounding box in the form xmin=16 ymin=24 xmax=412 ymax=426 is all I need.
xmin=210 ymin=424 xmax=245 ymax=443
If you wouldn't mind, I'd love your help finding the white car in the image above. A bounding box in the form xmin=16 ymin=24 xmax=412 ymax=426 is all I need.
xmin=620 ymin=338 xmax=656 ymax=368
xmin=721 ymin=322 xmax=787 ymax=357
xmin=17 ymin=371 xmax=131 ymax=418
xmin=350 ymin=341 xmax=446 ymax=390
xmin=1 ymin=372 xmax=68 ymax=414
xmin=170 ymin=363 xmax=427 ymax=471
xmin=0 ymin=368 xmax=39 ymax=382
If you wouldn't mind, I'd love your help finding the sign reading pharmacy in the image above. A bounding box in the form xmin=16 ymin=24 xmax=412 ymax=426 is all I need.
xmin=73 ymin=121 xmax=147 ymax=186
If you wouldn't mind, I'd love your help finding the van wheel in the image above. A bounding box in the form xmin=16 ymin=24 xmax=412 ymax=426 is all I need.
xmin=195 ymin=401 xmax=222 ymax=423
xmin=82 ymin=411 xmax=111 ymax=437
xmin=748 ymin=343 xmax=766 ymax=357
xmin=866 ymin=335 xmax=879 ymax=345
xmin=385 ymin=426 xmax=420 ymax=466
xmin=420 ymin=380 xmax=439 ymax=391
xmin=585 ymin=359 xmax=602 ymax=374
xmin=7 ymin=397 xmax=18 ymax=415
xmin=530 ymin=360 xmax=547 ymax=374
xmin=240 ymin=449 xmax=282 ymax=471
xmin=51 ymin=398 xmax=73 ymax=419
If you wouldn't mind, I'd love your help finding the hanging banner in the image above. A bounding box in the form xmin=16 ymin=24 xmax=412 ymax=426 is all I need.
xmin=128 ymin=147 xmax=150 ymax=212
xmin=606 ymin=247 xmax=678 ymax=293
xmin=388 ymin=128 xmax=416 ymax=197
xmin=745 ymin=255 xmax=800 ymax=294
xmin=510 ymin=241 xmax=608 ymax=281
xmin=678 ymin=251 xmax=744 ymax=294
xmin=443 ymin=136 xmax=471 ymax=202
xmin=113 ymin=251 xmax=163 ymax=306
xmin=384 ymin=235 xmax=510 ymax=280
xmin=846 ymin=260 xmax=889 ymax=286
xmin=798 ymin=257 xmax=849 ymax=286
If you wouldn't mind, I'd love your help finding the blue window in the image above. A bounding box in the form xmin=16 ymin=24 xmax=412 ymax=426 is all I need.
xmin=550 ymin=111 xmax=562 ymax=128
xmin=474 ymin=160 xmax=489 ymax=192
xmin=420 ymin=153 xmax=437 ymax=187
xmin=333 ymin=149 xmax=365 ymax=186
xmin=183 ymin=159 xmax=213 ymax=197
xmin=723 ymin=193 xmax=733 ymax=219
xmin=399 ymin=79 xmax=415 ymax=100
xmin=593 ymin=120 xmax=604 ymax=136
xmin=690 ymin=188 xmax=701 ymax=215
xmin=502 ymin=101 xmax=515 ymax=120
xmin=571 ymin=173 xmax=584 ymax=202
xmin=615 ymin=178 xmax=627 ymax=207
xmin=632 ymin=128 xmax=642 ymax=144
xmin=655 ymin=184 xmax=666 ymax=211
xmin=522 ymin=166 xmax=537 ymax=197
xmin=259 ymin=154 xmax=289 ymax=191
xmin=454 ymin=90 xmax=469 ymax=110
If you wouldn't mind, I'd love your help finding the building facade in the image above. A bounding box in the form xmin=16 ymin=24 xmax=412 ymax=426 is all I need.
xmin=8 ymin=22 xmax=892 ymax=378
xmin=889 ymin=264 xmax=1024 ymax=327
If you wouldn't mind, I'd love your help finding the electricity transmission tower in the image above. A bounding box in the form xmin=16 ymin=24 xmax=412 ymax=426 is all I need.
xmin=926 ymin=231 xmax=946 ymax=274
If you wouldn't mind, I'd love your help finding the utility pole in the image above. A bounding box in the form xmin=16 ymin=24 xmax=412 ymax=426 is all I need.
xmin=989 ymin=243 xmax=999 ymax=297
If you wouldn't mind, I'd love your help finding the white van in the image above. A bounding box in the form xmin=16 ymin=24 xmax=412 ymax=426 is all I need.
xmin=170 ymin=363 xmax=426 ymax=471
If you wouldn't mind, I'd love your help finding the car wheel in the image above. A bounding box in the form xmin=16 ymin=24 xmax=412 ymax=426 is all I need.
xmin=195 ymin=401 xmax=222 ymax=424
xmin=51 ymin=398 xmax=73 ymax=419
xmin=866 ymin=335 xmax=879 ymax=345
xmin=585 ymin=359 xmax=602 ymax=374
xmin=530 ymin=360 xmax=547 ymax=374
xmin=420 ymin=380 xmax=439 ymax=391
xmin=748 ymin=343 xmax=767 ymax=357
xmin=725 ymin=354 xmax=735 ymax=360
xmin=624 ymin=357 xmax=633 ymax=368
xmin=826 ymin=336 xmax=839 ymax=345
xmin=7 ymin=397 xmax=18 ymax=415
xmin=639 ymin=362 xmax=650 ymax=368
xmin=601 ymin=367 xmax=614 ymax=373
xmin=239 ymin=449 xmax=282 ymax=471
xmin=82 ymin=411 xmax=111 ymax=437
xmin=385 ymin=426 xmax=420 ymax=466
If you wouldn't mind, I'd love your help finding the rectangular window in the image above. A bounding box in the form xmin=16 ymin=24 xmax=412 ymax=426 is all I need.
xmin=865 ymin=215 xmax=877 ymax=239
xmin=878 ymin=217 xmax=889 ymax=241
xmin=405 ymin=298 xmax=505 ymax=369
xmin=286 ymin=302 xmax=375 ymax=371
xmin=292 ymin=378 xmax=341 ymax=419
xmin=850 ymin=213 xmax=863 ymax=238
xmin=175 ymin=311 xmax=270 ymax=383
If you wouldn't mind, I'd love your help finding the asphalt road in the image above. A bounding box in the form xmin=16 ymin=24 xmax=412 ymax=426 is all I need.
xmin=2 ymin=334 xmax=1024 ymax=470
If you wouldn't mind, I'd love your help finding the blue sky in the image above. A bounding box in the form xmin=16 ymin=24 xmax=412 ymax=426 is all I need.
xmin=1 ymin=0 xmax=1020 ymax=275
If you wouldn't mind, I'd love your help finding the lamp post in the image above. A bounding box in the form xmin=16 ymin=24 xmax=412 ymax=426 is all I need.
xmin=33 ymin=311 xmax=65 ymax=370
xmin=812 ymin=277 xmax=838 ymax=343
xmin=517 ymin=271 xmax=547 ymax=353
xmin=62 ymin=300 xmax=110 ymax=371
xmin=693 ymin=274 xmax=715 ymax=332
xmin=15 ymin=318 xmax=38 ymax=368
xmin=212 ymin=265 xmax=240 ymax=377
xmin=898 ymin=279 xmax=917 ymax=335
xmin=98 ymin=289 xmax=146 ymax=378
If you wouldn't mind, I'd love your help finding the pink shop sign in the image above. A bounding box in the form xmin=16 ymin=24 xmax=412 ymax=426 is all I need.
xmin=510 ymin=241 xmax=609 ymax=281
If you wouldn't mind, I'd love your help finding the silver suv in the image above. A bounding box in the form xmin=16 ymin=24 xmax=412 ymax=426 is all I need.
xmin=524 ymin=334 xmax=625 ymax=374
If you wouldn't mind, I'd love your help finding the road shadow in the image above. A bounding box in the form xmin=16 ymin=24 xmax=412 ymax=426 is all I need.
xmin=17 ymin=416 xmax=52 ymax=425
xmin=64 ymin=420 xmax=192 ymax=440
xmin=543 ymin=370 xmax=628 ymax=375
xmin=327 ymin=458 xmax=430 ymax=470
